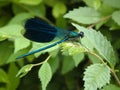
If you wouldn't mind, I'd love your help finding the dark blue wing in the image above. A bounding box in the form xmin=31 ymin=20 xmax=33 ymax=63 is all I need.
xmin=24 ymin=18 xmax=57 ymax=42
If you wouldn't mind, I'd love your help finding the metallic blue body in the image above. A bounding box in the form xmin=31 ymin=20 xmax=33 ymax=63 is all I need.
xmin=16 ymin=18 xmax=84 ymax=59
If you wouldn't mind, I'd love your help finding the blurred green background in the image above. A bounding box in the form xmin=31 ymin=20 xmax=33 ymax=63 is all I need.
xmin=0 ymin=0 xmax=120 ymax=90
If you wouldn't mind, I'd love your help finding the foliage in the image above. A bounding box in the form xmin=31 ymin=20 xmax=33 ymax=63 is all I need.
xmin=83 ymin=64 xmax=111 ymax=90
xmin=64 ymin=7 xmax=101 ymax=24
xmin=0 ymin=0 xmax=120 ymax=90
xmin=38 ymin=62 xmax=52 ymax=90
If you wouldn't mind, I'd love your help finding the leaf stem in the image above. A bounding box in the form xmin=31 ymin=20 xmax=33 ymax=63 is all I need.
xmin=110 ymin=68 xmax=120 ymax=86
xmin=88 ymin=15 xmax=111 ymax=28
xmin=32 ymin=55 xmax=51 ymax=67
xmin=86 ymin=49 xmax=106 ymax=65
xmin=84 ymin=47 xmax=120 ymax=86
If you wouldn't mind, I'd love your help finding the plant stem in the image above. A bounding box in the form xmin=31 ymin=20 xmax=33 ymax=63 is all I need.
xmin=110 ymin=68 xmax=120 ymax=86
xmin=86 ymin=49 xmax=106 ymax=65
xmin=83 ymin=16 xmax=120 ymax=85
xmin=33 ymin=55 xmax=51 ymax=67
xmin=88 ymin=15 xmax=111 ymax=28
xmin=85 ymin=47 xmax=120 ymax=86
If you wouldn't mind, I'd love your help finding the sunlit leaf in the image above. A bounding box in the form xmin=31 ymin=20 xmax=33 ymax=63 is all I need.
xmin=0 ymin=25 xmax=30 ymax=53
xmin=73 ymin=53 xmax=84 ymax=67
xmin=61 ymin=42 xmax=86 ymax=56
xmin=83 ymin=64 xmax=111 ymax=90
xmin=83 ymin=0 xmax=101 ymax=9
xmin=38 ymin=62 xmax=52 ymax=90
xmin=52 ymin=2 xmax=67 ymax=18
xmin=73 ymin=23 xmax=117 ymax=66
xmin=64 ymin=7 xmax=101 ymax=24
xmin=8 ymin=13 xmax=33 ymax=25
xmin=112 ymin=10 xmax=120 ymax=25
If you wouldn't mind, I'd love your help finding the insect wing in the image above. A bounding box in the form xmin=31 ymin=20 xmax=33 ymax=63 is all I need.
xmin=24 ymin=18 xmax=57 ymax=42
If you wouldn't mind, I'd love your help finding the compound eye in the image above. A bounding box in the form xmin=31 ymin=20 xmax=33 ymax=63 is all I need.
xmin=79 ymin=32 xmax=84 ymax=38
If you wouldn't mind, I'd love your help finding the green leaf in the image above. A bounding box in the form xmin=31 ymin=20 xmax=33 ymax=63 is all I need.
xmin=61 ymin=56 xmax=75 ymax=74
xmin=52 ymin=2 xmax=67 ymax=18
xmin=88 ymin=53 xmax=101 ymax=63
xmin=83 ymin=64 xmax=111 ymax=90
xmin=12 ymin=4 xmax=26 ymax=14
xmin=61 ymin=42 xmax=72 ymax=56
xmin=64 ymin=7 xmax=101 ymax=24
xmin=110 ymin=23 xmax=120 ymax=30
xmin=38 ymin=62 xmax=52 ymax=90
xmin=68 ymin=44 xmax=86 ymax=55
xmin=73 ymin=53 xmax=84 ymax=67
xmin=0 ymin=41 xmax=13 ymax=65
xmin=72 ymin=23 xmax=117 ymax=66
xmin=7 ymin=63 xmax=20 ymax=90
xmin=8 ymin=13 xmax=33 ymax=25
xmin=48 ymin=57 xmax=60 ymax=74
xmin=98 ymin=3 xmax=114 ymax=16
xmin=61 ymin=42 xmax=86 ymax=56
xmin=56 ymin=16 xmax=67 ymax=28
xmin=112 ymin=10 xmax=120 ymax=25
xmin=81 ymin=37 xmax=94 ymax=51
xmin=0 ymin=25 xmax=30 ymax=53
xmin=7 ymin=46 xmax=31 ymax=63
xmin=96 ymin=19 xmax=108 ymax=30
xmin=14 ymin=37 xmax=30 ymax=53
xmin=18 ymin=0 xmax=43 ymax=5
xmin=0 ymin=25 xmax=23 ymax=39
xmin=0 ymin=69 xmax=9 ymax=83
xmin=102 ymin=84 xmax=120 ymax=90
xmin=83 ymin=0 xmax=101 ymax=9
xmin=102 ymin=0 xmax=120 ymax=9
xmin=21 ymin=4 xmax=46 ymax=17
xmin=106 ymin=19 xmax=120 ymax=30
xmin=16 ymin=64 xmax=33 ymax=78
xmin=61 ymin=42 xmax=85 ymax=67
xmin=0 ymin=34 xmax=7 ymax=41
xmin=44 ymin=0 xmax=58 ymax=7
